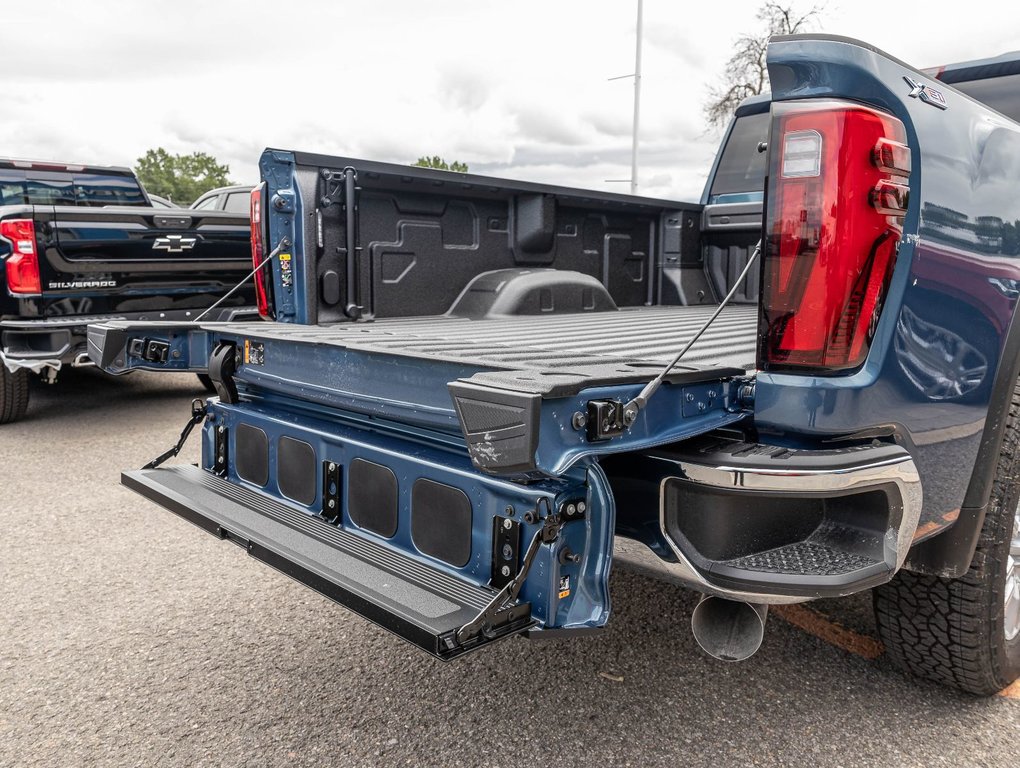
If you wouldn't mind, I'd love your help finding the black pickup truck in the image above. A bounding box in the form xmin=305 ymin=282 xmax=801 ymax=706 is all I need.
xmin=0 ymin=159 xmax=256 ymax=423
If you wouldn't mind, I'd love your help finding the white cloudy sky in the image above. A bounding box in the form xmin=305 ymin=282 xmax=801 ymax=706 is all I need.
xmin=0 ymin=1 xmax=1016 ymax=201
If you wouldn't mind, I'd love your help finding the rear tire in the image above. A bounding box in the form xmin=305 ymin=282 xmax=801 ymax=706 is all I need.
xmin=0 ymin=365 xmax=30 ymax=424
xmin=873 ymin=379 xmax=1020 ymax=695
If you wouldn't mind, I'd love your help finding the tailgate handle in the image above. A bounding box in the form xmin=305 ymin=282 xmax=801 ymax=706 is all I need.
xmin=154 ymin=214 xmax=192 ymax=228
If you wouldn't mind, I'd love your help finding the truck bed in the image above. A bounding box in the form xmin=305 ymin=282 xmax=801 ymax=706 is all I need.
xmin=215 ymin=304 xmax=758 ymax=394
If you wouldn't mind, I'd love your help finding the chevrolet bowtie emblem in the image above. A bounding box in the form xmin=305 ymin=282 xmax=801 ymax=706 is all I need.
xmin=904 ymin=76 xmax=947 ymax=110
xmin=152 ymin=235 xmax=198 ymax=253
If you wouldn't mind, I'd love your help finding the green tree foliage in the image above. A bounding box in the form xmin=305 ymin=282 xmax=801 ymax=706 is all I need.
xmin=134 ymin=148 xmax=233 ymax=204
xmin=412 ymin=155 xmax=469 ymax=173
xmin=704 ymin=3 xmax=823 ymax=129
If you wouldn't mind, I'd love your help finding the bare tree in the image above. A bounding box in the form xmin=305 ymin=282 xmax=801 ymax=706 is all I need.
xmin=704 ymin=3 xmax=823 ymax=129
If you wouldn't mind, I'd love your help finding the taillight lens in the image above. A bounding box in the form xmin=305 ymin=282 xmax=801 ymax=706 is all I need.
xmin=250 ymin=183 xmax=274 ymax=319
xmin=758 ymin=100 xmax=910 ymax=372
xmin=1 ymin=218 xmax=42 ymax=295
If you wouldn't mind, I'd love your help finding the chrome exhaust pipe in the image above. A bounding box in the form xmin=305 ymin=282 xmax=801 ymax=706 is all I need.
xmin=691 ymin=596 xmax=768 ymax=662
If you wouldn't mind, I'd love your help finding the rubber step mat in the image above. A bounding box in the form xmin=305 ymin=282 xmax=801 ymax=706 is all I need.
xmin=123 ymin=465 xmax=533 ymax=659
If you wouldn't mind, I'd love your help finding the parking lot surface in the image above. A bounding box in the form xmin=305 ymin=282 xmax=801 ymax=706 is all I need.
xmin=3 ymin=369 xmax=1019 ymax=767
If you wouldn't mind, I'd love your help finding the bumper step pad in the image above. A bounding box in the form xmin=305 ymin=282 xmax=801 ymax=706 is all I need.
xmin=123 ymin=465 xmax=534 ymax=659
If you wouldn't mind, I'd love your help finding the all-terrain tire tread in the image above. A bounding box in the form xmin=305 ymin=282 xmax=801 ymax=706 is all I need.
xmin=873 ymin=381 xmax=1020 ymax=695
xmin=0 ymin=365 xmax=29 ymax=424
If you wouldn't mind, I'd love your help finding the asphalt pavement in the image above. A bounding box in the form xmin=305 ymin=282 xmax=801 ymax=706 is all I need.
xmin=2 ymin=368 xmax=1018 ymax=767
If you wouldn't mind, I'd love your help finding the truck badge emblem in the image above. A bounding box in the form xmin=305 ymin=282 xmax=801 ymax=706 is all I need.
xmin=904 ymin=76 xmax=947 ymax=110
xmin=152 ymin=235 xmax=197 ymax=253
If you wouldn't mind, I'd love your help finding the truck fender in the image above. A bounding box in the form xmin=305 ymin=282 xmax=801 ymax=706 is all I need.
xmin=906 ymin=301 xmax=1020 ymax=576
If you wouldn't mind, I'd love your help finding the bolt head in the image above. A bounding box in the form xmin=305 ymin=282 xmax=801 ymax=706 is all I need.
xmin=571 ymin=411 xmax=587 ymax=430
xmin=503 ymin=518 xmax=513 ymax=530
xmin=328 ymin=499 xmax=336 ymax=509
xmin=328 ymin=462 xmax=336 ymax=472
xmin=685 ymin=393 xmax=695 ymax=402
xmin=501 ymin=565 xmax=511 ymax=577
xmin=577 ymin=501 xmax=587 ymax=513
xmin=566 ymin=503 xmax=577 ymax=516
xmin=505 ymin=505 xmax=514 ymax=516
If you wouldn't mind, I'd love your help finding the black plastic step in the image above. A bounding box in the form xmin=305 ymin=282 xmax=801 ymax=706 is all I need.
xmin=123 ymin=465 xmax=534 ymax=659
xmin=705 ymin=520 xmax=891 ymax=596
xmin=721 ymin=541 xmax=879 ymax=576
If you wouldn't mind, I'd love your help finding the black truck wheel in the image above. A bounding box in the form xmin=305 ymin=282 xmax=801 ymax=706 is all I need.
xmin=0 ymin=365 xmax=30 ymax=424
xmin=874 ymin=380 xmax=1020 ymax=695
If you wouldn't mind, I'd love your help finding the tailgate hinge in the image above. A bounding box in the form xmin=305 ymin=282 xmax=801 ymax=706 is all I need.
xmin=450 ymin=501 xmax=564 ymax=650
xmin=142 ymin=399 xmax=207 ymax=470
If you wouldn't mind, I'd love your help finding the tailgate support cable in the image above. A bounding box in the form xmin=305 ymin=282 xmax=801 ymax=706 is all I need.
xmin=622 ymin=239 xmax=761 ymax=425
xmin=142 ymin=398 xmax=208 ymax=470
xmin=192 ymin=239 xmax=288 ymax=323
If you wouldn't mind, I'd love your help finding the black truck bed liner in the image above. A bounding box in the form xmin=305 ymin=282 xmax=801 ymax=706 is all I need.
xmin=213 ymin=304 xmax=758 ymax=391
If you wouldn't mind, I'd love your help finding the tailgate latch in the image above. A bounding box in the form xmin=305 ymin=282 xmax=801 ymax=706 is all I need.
xmin=585 ymin=399 xmax=630 ymax=442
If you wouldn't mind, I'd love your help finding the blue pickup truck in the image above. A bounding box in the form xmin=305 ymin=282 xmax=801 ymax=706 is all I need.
xmin=89 ymin=35 xmax=1020 ymax=695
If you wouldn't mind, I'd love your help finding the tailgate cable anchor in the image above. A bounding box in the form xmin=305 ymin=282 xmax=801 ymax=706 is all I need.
xmin=142 ymin=399 xmax=208 ymax=470
xmin=454 ymin=500 xmax=561 ymax=646
xmin=622 ymin=239 xmax=761 ymax=426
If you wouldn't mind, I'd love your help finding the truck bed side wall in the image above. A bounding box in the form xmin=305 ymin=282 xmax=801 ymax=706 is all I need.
xmin=259 ymin=151 xmax=703 ymax=325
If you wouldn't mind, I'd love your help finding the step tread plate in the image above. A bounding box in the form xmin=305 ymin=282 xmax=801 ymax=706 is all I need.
xmin=123 ymin=465 xmax=516 ymax=658
xmin=722 ymin=541 xmax=880 ymax=576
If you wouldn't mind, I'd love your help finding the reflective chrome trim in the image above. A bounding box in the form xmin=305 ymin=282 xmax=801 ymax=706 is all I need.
xmin=617 ymin=450 xmax=923 ymax=604
xmin=72 ymin=352 xmax=96 ymax=368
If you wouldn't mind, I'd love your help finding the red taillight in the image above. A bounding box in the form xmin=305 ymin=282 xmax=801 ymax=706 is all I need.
xmin=1 ymin=218 xmax=42 ymax=295
xmin=250 ymin=184 xmax=274 ymax=319
xmin=758 ymin=100 xmax=910 ymax=372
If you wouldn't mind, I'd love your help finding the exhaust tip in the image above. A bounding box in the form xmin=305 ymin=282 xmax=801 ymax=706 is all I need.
xmin=691 ymin=596 xmax=768 ymax=662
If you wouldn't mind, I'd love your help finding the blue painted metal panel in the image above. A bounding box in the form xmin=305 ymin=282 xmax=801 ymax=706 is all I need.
xmin=259 ymin=150 xmax=305 ymax=322
xmin=200 ymin=399 xmax=613 ymax=631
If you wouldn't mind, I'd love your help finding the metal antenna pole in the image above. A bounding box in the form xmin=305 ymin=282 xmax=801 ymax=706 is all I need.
xmin=630 ymin=0 xmax=643 ymax=195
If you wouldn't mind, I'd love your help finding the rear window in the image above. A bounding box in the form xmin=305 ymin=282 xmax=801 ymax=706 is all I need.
xmin=952 ymin=73 xmax=1020 ymax=123
xmin=708 ymin=112 xmax=770 ymax=203
xmin=72 ymin=174 xmax=148 ymax=206
xmin=0 ymin=172 xmax=147 ymax=207
xmin=0 ymin=178 xmax=74 ymax=206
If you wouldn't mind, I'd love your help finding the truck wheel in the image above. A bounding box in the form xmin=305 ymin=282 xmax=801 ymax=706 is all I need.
xmin=873 ymin=380 xmax=1020 ymax=695
xmin=0 ymin=365 xmax=30 ymax=424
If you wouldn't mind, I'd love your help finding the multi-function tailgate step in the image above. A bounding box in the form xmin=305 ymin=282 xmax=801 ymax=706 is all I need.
xmin=123 ymin=465 xmax=534 ymax=659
